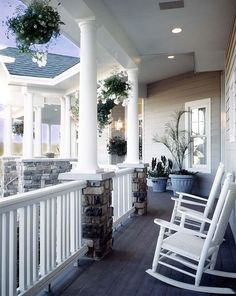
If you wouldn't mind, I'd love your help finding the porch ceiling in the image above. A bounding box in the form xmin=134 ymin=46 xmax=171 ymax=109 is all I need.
xmin=58 ymin=0 xmax=236 ymax=84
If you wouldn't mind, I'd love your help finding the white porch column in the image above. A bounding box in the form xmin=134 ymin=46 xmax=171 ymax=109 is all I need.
xmin=34 ymin=106 xmax=42 ymax=157
xmin=3 ymin=104 xmax=12 ymax=156
xmin=126 ymin=68 xmax=139 ymax=163
xmin=60 ymin=97 xmax=66 ymax=158
xmin=47 ymin=123 xmax=51 ymax=152
xmin=64 ymin=95 xmax=71 ymax=158
xmin=23 ymin=92 xmax=34 ymax=158
xmin=75 ymin=19 xmax=101 ymax=173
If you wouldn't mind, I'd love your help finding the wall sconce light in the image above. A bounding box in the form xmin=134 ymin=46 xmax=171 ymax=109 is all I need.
xmin=115 ymin=118 xmax=123 ymax=131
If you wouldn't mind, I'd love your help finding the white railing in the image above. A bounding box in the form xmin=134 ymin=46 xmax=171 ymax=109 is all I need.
xmin=0 ymin=180 xmax=88 ymax=296
xmin=112 ymin=168 xmax=135 ymax=228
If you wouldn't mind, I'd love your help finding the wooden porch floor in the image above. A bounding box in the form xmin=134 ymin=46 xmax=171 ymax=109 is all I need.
xmin=41 ymin=189 xmax=236 ymax=296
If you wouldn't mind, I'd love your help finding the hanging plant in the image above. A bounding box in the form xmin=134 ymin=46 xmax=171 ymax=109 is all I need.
xmin=107 ymin=136 xmax=127 ymax=156
xmin=71 ymin=71 xmax=131 ymax=134
xmin=12 ymin=120 xmax=24 ymax=136
xmin=97 ymin=71 xmax=131 ymax=106
xmin=6 ymin=0 xmax=64 ymax=67
xmin=70 ymin=98 xmax=116 ymax=134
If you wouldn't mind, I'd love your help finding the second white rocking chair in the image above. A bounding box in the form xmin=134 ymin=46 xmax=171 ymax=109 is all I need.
xmin=170 ymin=162 xmax=226 ymax=232
xmin=146 ymin=177 xmax=236 ymax=294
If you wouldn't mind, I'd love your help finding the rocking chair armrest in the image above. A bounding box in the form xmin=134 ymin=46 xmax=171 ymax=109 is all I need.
xmin=171 ymin=197 xmax=207 ymax=207
xmin=154 ymin=218 xmax=207 ymax=238
xmin=175 ymin=192 xmax=208 ymax=202
xmin=178 ymin=208 xmax=212 ymax=224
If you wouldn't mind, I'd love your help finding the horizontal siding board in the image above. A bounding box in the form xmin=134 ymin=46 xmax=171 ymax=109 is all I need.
xmin=145 ymin=71 xmax=221 ymax=196
xmin=225 ymin=14 xmax=236 ymax=241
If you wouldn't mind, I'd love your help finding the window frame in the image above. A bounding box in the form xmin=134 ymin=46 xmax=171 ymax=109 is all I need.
xmin=185 ymin=98 xmax=211 ymax=173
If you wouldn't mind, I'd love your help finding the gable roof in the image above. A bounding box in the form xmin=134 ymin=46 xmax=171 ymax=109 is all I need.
xmin=0 ymin=47 xmax=80 ymax=79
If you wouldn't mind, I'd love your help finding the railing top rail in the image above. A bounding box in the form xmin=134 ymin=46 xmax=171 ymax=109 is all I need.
xmin=114 ymin=168 xmax=134 ymax=177
xmin=0 ymin=180 xmax=87 ymax=212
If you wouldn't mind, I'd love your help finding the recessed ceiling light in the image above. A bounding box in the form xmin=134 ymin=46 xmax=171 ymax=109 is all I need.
xmin=171 ymin=27 xmax=182 ymax=34
xmin=54 ymin=108 xmax=58 ymax=111
xmin=168 ymin=55 xmax=175 ymax=59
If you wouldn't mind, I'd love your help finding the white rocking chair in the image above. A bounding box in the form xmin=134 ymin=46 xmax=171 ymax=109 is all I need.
xmin=146 ymin=177 xmax=236 ymax=294
xmin=170 ymin=162 xmax=225 ymax=232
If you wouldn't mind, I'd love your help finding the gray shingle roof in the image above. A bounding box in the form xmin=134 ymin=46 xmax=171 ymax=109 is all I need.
xmin=0 ymin=47 xmax=80 ymax=79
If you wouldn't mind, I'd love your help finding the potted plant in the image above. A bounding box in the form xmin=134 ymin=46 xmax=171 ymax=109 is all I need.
xmin=148 ymin=156 xmax=173 ymax=193
xmin=153 ymin=110 xmax=196 ymax=195
xmin=6 ymin=0 xmax=64 ymax=67
xmin=107 ymin=136 xmax=127 ymax=164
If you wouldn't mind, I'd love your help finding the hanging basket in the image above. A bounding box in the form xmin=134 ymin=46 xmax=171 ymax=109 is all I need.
xmin=6 ymin=0 xmax=64 ymax=66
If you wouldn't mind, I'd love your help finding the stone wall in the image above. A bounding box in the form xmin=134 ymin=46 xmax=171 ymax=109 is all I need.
xmin=0 ymin=158 xmax=75 ymax=197
xmin=82 ymin=179 xmax=113 ymax=259
xmin=0 ymin=157 xmax=20 ymax=197
xmin=18 ymin=159 xmax=72 ymax=193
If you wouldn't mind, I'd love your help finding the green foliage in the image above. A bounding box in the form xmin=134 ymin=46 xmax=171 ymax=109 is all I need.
xmin=97 ymin=99 xmax=115 ymax=134
xmin=148 ymin=155 xmax=173 ymax=178
xmin=12 ymin=121 xmax=24 ymax=136
xmin=153 ymin=110 xmax=193 ymax=172
xmin=71 ymin=71 xmax=131 ymax=134
xmin=107 ymin=136 xmax=127 ymax=156
xmin=6 ymin=0 xmax=64 ymax=63
xmin=98 ymin=71 xmax=131 ymax=104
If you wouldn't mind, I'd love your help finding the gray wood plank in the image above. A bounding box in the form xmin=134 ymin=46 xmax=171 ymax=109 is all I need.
xmin=38 ymin=189 xmax=236 ymax=296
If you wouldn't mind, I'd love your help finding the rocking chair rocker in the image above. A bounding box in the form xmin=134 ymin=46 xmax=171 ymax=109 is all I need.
xmin=146 ymin=177 xmax=236 ymax=294
xmin=170 ymin=162 xmax=226 ymax=232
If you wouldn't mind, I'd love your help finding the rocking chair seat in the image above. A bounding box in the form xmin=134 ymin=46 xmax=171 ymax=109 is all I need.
xmin=163 ymin=232 xmax=216 ymax=261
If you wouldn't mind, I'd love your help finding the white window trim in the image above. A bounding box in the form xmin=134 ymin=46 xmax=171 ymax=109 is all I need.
xmin=185 ymin=98 xmax=211 ymax=173
xmin=228 ymin=72 xmax=236 ymax=143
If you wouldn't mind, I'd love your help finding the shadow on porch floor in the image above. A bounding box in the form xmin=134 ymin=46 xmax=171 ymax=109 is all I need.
xmin=39 ymin=189 xmax=236 ymax=296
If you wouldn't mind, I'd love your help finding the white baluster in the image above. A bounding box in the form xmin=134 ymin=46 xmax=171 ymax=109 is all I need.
xmin=62 ymin=194 xmax=66 ymax=260
xmin=32 ymin=204 xmax=39 ymax=283
xmin=56 ymin=195 xmax=63 ymax=264
xmin=66 ymin=193 xmax=70 ymax=257
xmin=2 ymin=213 xmax=9 ymax=295
xmin=75 ymin=190 xmax=79 ymax=250
xmin=9 ymin=210 xmax=17 ymax=296
xmin=70 ymin=191 xmax=76 ymax=253
xmin=78 ymin=190 xmax=82 ymax=249
xmin=40 ymin=201 xmax=47 ymax=276
xmin=27 ymin=205 xmax=33 ymax=286
xmin=46 ymin=199 xmax=51 ymax=272
xmin=51 ymin=197 xmax=56 ymax=269
xmin=19 ymin=208 xmax=27 ymax=292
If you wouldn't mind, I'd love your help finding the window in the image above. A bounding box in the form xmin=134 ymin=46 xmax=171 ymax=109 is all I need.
xmin=185 ymin=98 xmax=211 ymax=173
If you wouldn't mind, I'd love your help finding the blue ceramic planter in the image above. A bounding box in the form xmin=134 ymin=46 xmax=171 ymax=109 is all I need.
xmin=151 ymin=177 xmax=168 ymax=193
xmin=170 ymin=174 xmax=195 ymax=196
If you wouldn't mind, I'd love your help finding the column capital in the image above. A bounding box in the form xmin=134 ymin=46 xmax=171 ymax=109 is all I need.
xmin=126 ymin=67 xmax=139 ymax=75
xmin=21 ymin=87 xmax=35 ymax=97
xmin=77 ymin=18 xmax=96 ymax=30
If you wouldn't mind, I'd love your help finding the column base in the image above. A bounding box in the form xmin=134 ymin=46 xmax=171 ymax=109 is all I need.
xmin=59 ymin=170 xmax=115 ymax=260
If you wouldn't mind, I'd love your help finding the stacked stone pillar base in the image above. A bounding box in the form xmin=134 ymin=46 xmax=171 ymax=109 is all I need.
xmin=118 ymin=163 xmax=149 ymax=215
xmin=132 ymin=167 xmax=148 ymax=215
xmin=82 ymin=179 xmax=113 ymax=259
